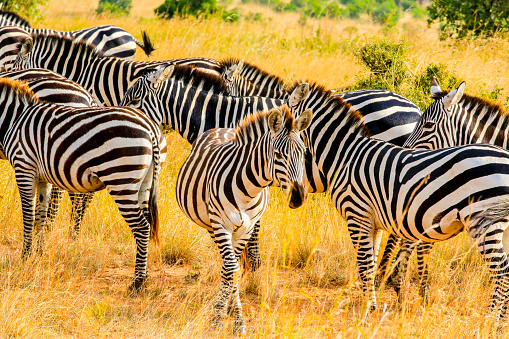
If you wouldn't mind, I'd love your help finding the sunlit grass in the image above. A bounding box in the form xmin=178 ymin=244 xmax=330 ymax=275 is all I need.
xmin=0 ymin=0 xmax=508 ymax=337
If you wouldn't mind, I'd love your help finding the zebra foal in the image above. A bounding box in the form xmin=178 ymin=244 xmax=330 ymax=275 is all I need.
xmin=288 ymin=81 xmax=509 ymax=324
xmin=176 ymin=105 xmax=312 ymax=333
xmin=0 ymin=78 xmax=166 ymax=291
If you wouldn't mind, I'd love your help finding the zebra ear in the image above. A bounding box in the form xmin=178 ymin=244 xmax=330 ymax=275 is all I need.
xmin=296 ymin=109 xmax=313 ymax=132
xmin=442 ymin=81 xmax=465 ymax=110
xmin=147 ymin=64 xmax=174 ymax=88
xmin=225 ymin=60 xmax=243 ymax=80
xmin=430 ymin=76 xmax=442 ymax=97
xmin=268 ymin=109 xmax=284 ymax=134
xmin=20 ymin=37 xmax=33 ymax=56
xmin=289 ymin=83 xmax=310 ymax=107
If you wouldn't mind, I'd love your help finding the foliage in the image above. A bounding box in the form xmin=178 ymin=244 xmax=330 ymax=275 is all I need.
xmin=96 ymin=0 xmax=132 ymax=16
xmin=155 ymin=0 xmax=220 ymax=19
xmin=427 ymin=0 xmax=509 ymax=39
xmin=1 ymin=0 xmax=47 ymax=19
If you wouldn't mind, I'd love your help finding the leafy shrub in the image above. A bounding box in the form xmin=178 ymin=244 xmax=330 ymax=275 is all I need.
xmin=428 ymin=0 xmax=509 ymax=39
xmin=222 ymin=7 xmax=239 ymax=22
xmin=155 ymin=0 xmax=220 ymax=19
xmin=2 ymin=0 xmax=47 ymax=19
xmin=96 ymin=0 xmax=132 ymax=15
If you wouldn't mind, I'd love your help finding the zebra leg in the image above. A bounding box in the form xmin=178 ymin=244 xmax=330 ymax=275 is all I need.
xmin=246 ymin=220 xmax=261 ymax=272
xmin=392 ymin=239 xmax=418 ymax=299
xmin=33 ymin=182 xmax=52 ymax=253
xmin=348 ymin=220 xmax=378 ymax=312
xmin=16 ymin=172 xmax=37 ymax=259
xmin=470 ymin=221 xmax=509 ymax=324
xmin=376 ymin=233 xmax=401 ymax=288
xmin=416 ymin=242 xmax=434 ymax=301
xmin=210 ymin=222 xmax=242 ymax=332
xmin=69 ymin=192 xmax=94 ymax=239
xmin=44 ymin=186 xmax=63 ymax=230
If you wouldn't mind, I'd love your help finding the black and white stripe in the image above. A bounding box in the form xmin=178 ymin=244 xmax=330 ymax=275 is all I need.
xmin=176 ymin=106 xmax=311 ymax=333
xmin=0 ymin=26 xmax=30 ymax=71
xmin=0 ymin=10 xmax=154 ymax=59
xmin=288 ymin=81 xmax=509 ymax=322
xmin=12 ymin=33 xmax=222 ymax=106
xmin=381 ymin=79 xmax=509 ymax=300
xmin=0 ymin=78 xmax=167 ymax=291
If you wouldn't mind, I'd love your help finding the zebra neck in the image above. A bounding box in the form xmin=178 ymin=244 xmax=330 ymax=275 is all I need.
xmin=165 ymin=82 xmax=283 ymax=144
xmin=456 ymin=103 xmax=509 ymax=147
xmin=0 ymin=94 xmax=33 ymax=146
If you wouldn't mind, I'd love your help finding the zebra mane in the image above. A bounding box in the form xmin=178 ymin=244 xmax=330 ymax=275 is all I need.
xmin=0 ymin=78 xmax=39 ymax=105
xmin=287 ymin=81 xmax=371 ymax=137
xmin=170 ymin=64 xmax=230 ymax=95
xmin=221 ymin=57 xmax=286 ymax=88
xmin=0 ymin=10 xmax=31 ymax=28
xmin=30 ymin=32 xmax=106 ymax=58
xmin=232 ymin=105 xmax=294 ymax=144
xmin=433 ymin=90 xmax=507 ymax=118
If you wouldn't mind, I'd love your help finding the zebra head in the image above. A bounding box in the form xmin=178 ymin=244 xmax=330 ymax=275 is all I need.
xmin=404 ymin=78 xmax=466 ymax=149
xmin=12 ymin=36 xmax=33 ymax=70
xmin=268 ymin=105 xmax=312 ymax=209
xmin=223 ymin=59 xmax=244 ymax=96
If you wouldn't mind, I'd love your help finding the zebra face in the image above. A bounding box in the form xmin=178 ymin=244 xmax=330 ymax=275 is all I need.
xmin=120 ymin=65 xmax=175 ymax=126
xmin=404 ymin=81 xmax=466 ymax=150
xmin=12 ymin=37 xmax=33 ymax=71
xmin=269 ymin=107 xmax=313 ymax=209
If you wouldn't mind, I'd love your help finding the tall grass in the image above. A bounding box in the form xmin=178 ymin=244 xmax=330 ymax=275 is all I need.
xmin=0 ymin=0 xmax=508 ymax=337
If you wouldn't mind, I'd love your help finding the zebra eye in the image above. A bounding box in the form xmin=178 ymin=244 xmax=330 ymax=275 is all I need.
xmin=274 ymin=151 xmax=284 ymax=160
xmin=423 ymin=122 xmax=435 ymax=129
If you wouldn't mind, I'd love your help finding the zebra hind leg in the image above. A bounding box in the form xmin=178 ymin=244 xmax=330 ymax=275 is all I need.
xmin=45 ymin=186 xmax=63 ymax=231
xmin=416 ymin=242 xmax=434 ymax=302
xmin=375 ymin=233 xmax=401 ymax=288
xmin=69 ymin=192 xmax=94 ymax=239
xmin=391 ymin=239 xmax=418 ymax=302
xmin=246 ymin=220 xmax=261 ymax=272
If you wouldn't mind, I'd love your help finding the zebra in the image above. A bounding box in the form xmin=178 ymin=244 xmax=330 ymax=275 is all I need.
xmin=0 ymin=77 xmax=167 ymax=291
xmin=176 ymin=105 xmax=312 ymax=333
xmin=287 ymin=80 xmax=509 ymax=323
xmin=0 ymin=10 xmax=155 ymax=59
xmin=12 ymin=32 xmax=223 ymax=106
xmin=0 ymin=68 xmax=98 ymax=236
xmin=381 ymin=77 xmax=509 ymax=300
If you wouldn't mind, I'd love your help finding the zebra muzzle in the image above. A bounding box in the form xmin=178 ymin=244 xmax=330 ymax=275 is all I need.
xmin=288 ymin=182 xmax=306 ymax=209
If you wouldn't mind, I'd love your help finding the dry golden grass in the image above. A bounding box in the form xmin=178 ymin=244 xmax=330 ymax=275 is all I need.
xmin=1 ymin=0 xmax=509 ymax=337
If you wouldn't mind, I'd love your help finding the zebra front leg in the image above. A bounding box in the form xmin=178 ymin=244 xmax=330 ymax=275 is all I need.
xmin=376 ymin=233 xmax=401 ymax=288
xmin=210 ymin=222 xmax=242 ymax=332
xmin=416 ymin=242 xmax=434 ymax=301
xmin=246 ymin=220 xmax=261 ymax=272
xmin=69 ymin=192 xmax=94 ymax=239
xmin=348 ymin=220 xmax=378 ymax=312
xmin=44 ymin=186 xmax=63 ymax=230
xmin=33 ymin=182 xmax=52 ymax=253
xmin=16 ymin=172 xmax=37 ymax=259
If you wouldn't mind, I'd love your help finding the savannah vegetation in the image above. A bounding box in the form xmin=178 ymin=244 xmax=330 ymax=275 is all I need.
xmin=0 ymin=0 xmax=509 ymax=337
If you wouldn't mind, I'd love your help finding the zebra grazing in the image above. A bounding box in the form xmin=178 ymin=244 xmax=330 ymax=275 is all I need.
xmin=176 ymin=105 xmax=312 ymax=333
xmin=12 ymin=33 xmax=222 ymax=106
xmin=287 ymin=81 xmax=509 ymax=323
xmin=0 ymin=10 xmax=154 ymax=59
xmin=0 ymin=78 xmax=166 ymax=291
xmin=381 ymin=77 xmax=509 ymax=300
xmin=0 ymin=68 xmax=98 ymax=235
xmin=0 ymin=26 xmax=30 ymax=71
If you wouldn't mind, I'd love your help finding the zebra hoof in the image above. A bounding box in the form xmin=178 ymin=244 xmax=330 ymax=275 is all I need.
xmin=127 ymin=277 xmax=147 ymax=295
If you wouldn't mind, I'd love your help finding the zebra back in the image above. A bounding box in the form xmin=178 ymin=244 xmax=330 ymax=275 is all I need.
xmin=0 ymin=10 xmax=31 ymax=28
xmin=0 ymin=68 xmax=98 ymax=107
xmin=12 ymin=33 xmax=222 ymax=106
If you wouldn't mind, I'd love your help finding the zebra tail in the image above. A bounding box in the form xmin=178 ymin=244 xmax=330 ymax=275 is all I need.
xmin=471 ymin=198 xmax=509 ymax=240
xmin=148 ymin=137 xmax=161 ymax=245
xmin=134 ymin=31 xmax=156 ymax=57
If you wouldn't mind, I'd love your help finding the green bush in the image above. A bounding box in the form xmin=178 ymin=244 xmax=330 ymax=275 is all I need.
xmin=427 ymin=0 xmax=509 ymax=39
xmin=1 ymin=0 xmax=47 ymax=19
xmin=155 ymin=0 xmax=220 ymax=19
xmin=96 ymin=0 xmax=132 ymax=15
